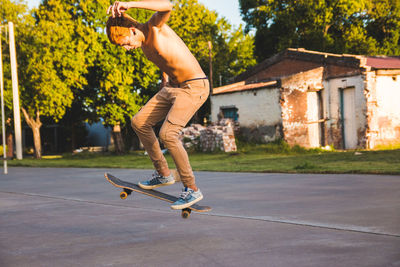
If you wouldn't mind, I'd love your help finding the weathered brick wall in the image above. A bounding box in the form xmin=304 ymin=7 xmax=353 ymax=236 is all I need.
xmin=246 ymin=58 xmax=363 ymax=83
xmin=280 ymin=89 xmax=309 ymax=147
xmin=246 ymin=59 xmax=321 ymax=83
xmin=280 ymin=68 xmax=324 ymax=148
xmin=326 ymin=64 xmax=363 ymax=79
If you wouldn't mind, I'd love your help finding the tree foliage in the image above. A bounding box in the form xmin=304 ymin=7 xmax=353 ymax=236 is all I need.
xmin=87 ymin=7 xmax=159 ymax=127
xmin=1 ymin=0 xmax=256 ymax=155
xmin=0 ymin=0 xmax=31 ymax=114
xmin=15 ymin=0 xmax=101 ymax=157
xmin=239 ymin=0 xmax=400 ymax=60
xmin=170 ymin=0 xmax=256 ymax=87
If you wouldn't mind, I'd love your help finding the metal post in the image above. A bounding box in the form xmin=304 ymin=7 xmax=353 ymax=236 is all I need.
xmin=8 ymin=22 xmax=22 ymax=160
xmin=0 ymin=26 xmax=8 ymax=174
xmin=208 ymin=41 xmax=213 ymax=94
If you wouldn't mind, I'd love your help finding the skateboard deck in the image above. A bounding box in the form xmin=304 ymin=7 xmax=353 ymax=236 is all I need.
xmin=105 ymin=173 xmax=211 ymax=219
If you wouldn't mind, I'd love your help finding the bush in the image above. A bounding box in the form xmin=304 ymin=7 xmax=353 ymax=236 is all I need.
xmin=264 ymin=139 xmax=291 ymax=154
xmin=0 ymin=145 xmax=7 ymax=157
xmin=236 ymin=139 xmax=334 ymax=155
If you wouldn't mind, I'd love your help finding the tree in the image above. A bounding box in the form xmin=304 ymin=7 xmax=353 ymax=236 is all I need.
xmin=87 ymin=35 xmax=159 ymax=153
xmin=0 ymin=0 xmax=32 ymax=158
xmin=365 ymin=0 xmax=400 ymax=55
xmin=17 ymin=0 xmax=96 ymax=158
xmin=239 ymin=0 xmax=400 ymax=61
xmin=46 ymin=0 xmax=106 ymax=152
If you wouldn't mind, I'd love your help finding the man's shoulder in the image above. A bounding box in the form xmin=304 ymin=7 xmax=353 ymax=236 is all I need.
xmin=146 ymin=9 xmax=172 ymax=29
xmin=144 ymin=20 xmax=175 ymax=37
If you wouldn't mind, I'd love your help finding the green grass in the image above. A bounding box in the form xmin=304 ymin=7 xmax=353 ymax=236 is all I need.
xmin=7 ymin=144 xmax=400 ymax=175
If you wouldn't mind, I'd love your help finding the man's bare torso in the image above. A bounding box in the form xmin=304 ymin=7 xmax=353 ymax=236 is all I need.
xmin=141 ymin=22 xmax=205 ymax=84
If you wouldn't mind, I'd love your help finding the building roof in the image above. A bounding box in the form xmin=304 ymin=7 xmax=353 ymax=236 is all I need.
xmin=213 ymin=48 xmax=400 ymax=96
xmin=366 ymin=56 xmax=400 ymax=69
xmin=212 ymin=80 xmax=278 ymax=95
xmin=234 ymin=48 xmax=364 ymax=83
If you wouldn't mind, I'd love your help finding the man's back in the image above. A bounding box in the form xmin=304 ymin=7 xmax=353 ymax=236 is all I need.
xmin=141 ymin=22 xmax=205 ymax=84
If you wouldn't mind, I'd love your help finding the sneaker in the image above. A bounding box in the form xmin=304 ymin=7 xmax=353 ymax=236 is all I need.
xmin=171 ymin=187 xmax=203 ymax=210
xmin=138 ymin=171 xmax=175 ymax=190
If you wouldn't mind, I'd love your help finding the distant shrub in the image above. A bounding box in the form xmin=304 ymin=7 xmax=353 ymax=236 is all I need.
xmin=264 ymin=139 xmax=291 ymax=154
xmin=237 ymin=138 xmax=335 ymax=155
xmin=294 ymin=162 xmax=317 ymax=170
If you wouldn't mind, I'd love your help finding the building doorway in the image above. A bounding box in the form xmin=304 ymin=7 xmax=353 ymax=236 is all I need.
xmin=307 ymin=90 xmax=325 ymax=147
xmin=340 ymin=87 xmax=357 ymax=149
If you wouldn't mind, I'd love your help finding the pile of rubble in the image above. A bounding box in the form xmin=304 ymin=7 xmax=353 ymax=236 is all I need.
xmin=179 ymin=124 xmax=205 ymax=150
xmin=179 ymin=119 xmax=237 ymax=152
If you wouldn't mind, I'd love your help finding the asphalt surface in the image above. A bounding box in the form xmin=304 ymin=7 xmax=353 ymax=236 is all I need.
xmin=0 ymin=167 xmax=399 ymax=267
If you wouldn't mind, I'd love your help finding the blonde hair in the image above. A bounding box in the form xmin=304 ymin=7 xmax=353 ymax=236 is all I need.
xmin=106 ymin=13 xmax=140 ymax=45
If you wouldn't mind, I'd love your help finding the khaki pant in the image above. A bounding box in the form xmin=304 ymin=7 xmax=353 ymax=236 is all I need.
xmin=131 ymin=78 xmax=209 ymax=187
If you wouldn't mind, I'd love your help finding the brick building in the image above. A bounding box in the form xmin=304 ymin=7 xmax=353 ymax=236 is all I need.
xmin=211 ymin=48 xmax=400 ymax=149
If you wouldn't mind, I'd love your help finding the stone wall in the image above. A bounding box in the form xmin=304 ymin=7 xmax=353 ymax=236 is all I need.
xmin=179 ymin=119 xmax=237 ymax=152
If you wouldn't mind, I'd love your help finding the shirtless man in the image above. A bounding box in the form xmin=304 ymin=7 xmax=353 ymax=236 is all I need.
xmin=107 ymin=0 xmax=209 ymax=209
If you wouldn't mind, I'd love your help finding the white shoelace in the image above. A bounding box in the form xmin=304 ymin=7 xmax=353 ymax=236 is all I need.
xmin=149 ymin=171 xmax=162 ymax=184
xmin=179 ymin=190 xmax=191 ymax=200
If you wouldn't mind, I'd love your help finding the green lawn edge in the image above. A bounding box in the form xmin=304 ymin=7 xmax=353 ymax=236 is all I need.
xmin=6 ymin=149 xmax=400 ymax=175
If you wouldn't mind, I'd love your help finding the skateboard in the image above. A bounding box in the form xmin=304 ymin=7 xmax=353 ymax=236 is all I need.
xmin=104 ymin=173 xmax=211 ymax=219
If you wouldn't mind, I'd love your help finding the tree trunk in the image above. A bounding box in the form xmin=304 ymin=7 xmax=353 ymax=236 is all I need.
xmin=112 ymin=124 xmax=125 ymax=154
xmin=6 ymin=132 xmax=13 ymax=159
xmin=21 ymin=108 xmax=42 ymax=158
xmin=32 ymin=126 xmax=42 ymax=158
xmin=6 ymin=118 xmax=14 ymax=158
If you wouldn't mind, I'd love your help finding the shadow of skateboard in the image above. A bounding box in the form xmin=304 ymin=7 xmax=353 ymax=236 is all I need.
xmin=105 ymin=173 xmax=211 ymax=219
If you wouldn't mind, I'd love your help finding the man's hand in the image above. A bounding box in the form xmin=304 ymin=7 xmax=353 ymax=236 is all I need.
xmin=107 ymin=1 xmax=130 ymax=17
xmin=107 ymin=1 xmax=172 ymax=17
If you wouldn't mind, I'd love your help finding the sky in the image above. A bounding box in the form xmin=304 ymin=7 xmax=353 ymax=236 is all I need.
xmin=25 ymin=0 xmax=245 ymax=27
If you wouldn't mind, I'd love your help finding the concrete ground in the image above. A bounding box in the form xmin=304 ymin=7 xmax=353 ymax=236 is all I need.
xmin=0 ymin=167 xmax=399 ymax=267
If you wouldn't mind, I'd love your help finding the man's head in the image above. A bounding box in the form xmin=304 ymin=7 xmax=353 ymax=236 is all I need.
xmin=106 ymin=13 xmax=144 ymax=50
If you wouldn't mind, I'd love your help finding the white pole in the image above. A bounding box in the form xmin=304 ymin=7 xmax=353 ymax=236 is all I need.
xmin=8 ymin=22 xmax=22 ymax=160
xmin=0 ymin=26 xmax=7 ymax=174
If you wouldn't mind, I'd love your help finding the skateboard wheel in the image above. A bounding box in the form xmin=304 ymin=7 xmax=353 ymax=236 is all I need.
xmin=181 ymin=209 xmax=191 ymax=219
xmin=120 ymin=191 xmax=128 ymax=200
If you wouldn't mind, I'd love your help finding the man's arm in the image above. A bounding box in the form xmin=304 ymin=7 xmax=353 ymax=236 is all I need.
xmin=161 ymin=72 xmax=169 ymax=88
xmin=107 ymin=1 xmax=172 ymax=27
